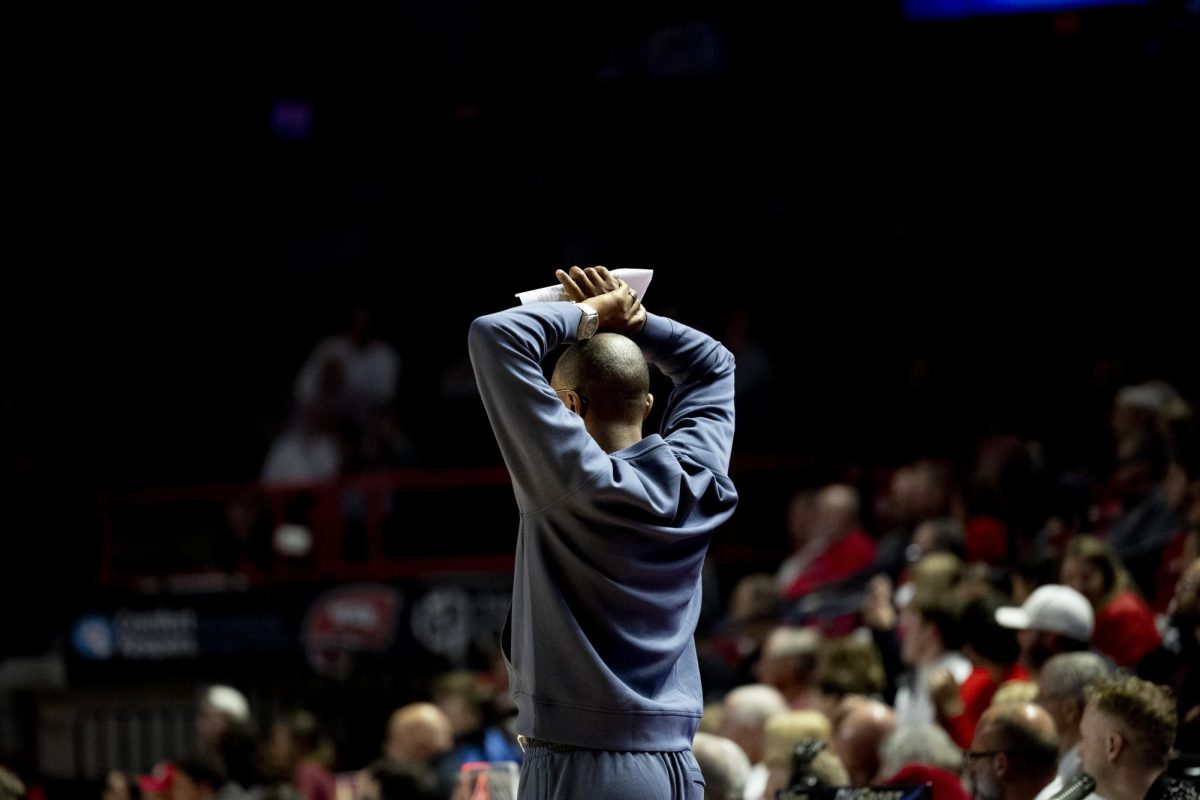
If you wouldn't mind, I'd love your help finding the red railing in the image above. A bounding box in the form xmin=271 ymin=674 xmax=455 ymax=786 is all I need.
xmin=98 ymin=455 xmax=813 ymax=589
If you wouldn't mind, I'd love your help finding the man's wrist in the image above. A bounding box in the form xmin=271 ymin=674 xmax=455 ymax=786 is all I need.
xmin=575 ymin=301 xmax=599 ymax=339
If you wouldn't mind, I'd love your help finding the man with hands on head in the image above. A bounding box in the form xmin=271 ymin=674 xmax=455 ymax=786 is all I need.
xmin=469 ymin=266 xmax=739 ymax=800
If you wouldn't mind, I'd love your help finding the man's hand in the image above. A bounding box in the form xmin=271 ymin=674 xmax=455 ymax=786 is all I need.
xmin=862 ymin=574 xmax=897 ymax=631
xmin=556 ymin=266 xmax=646 ymax=336
xmin=927 ymin=668 xmax=964 ymax=718
xmin=556 ymin=265 xmax=622 ymax=300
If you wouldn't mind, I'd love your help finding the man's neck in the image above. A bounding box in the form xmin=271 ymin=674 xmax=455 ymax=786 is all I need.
xmin=590 ymin=424 xmax=644 ymax=453
xmin=1096 ymin=765 xmax=1164 ymax=800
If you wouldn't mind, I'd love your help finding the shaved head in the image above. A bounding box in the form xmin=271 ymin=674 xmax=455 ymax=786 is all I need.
xmin=978 ymin=702 xmax=1058 ymax=766
xmin=833 ymin=698 xmax=896 ymax=785
xmin=384 ymin=702 xmax=453 ymax=765
xmin=552 ymin=333 xmax=650 ymax=422
xmin=968 ymin=702 xmax=1058 ymax=800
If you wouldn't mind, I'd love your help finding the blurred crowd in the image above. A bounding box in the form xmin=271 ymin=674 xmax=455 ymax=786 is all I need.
xmin=3 ymin=348 xmax=1199 ymax=800
xmin=684 ymin=376 xmax=1199 ymax=799
xmin=83 ymin=671 xmax=523 ymax=800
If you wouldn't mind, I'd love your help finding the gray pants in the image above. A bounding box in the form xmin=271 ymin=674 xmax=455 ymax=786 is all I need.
xmin=517 ymin=743 xmax=705 ymax=800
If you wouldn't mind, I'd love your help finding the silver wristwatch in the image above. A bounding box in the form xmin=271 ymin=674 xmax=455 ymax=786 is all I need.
xmin=576 ymin=302 xmax=599 ymax=340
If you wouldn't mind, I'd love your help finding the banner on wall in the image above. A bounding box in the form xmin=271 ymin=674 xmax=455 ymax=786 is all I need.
xmin=302 ymin=583 xmax=402 ymax=679
xmin=68 ymin=577 xmax=512 ymax=679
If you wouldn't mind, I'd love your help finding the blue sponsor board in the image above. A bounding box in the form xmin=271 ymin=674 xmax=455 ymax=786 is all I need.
xmin=67 ymin=577 xmax=511 ymax=678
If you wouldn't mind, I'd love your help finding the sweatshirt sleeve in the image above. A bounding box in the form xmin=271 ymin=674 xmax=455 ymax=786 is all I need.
xmin=637 ymin=313 xmax=737 ymax=475
xmin=468 ymin=302 xmax=611 ymax=513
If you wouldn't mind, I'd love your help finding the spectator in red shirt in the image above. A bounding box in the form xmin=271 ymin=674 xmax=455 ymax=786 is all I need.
xmin=887 ymin=763 xmax=971 ymax=800
xmin=779 ymin=484 xmax=876 ymax=601
xmin=932 ymin=594 xmax=1030 ymax=749
xmin=1061 ymin=535 xmax=1161 ymax=668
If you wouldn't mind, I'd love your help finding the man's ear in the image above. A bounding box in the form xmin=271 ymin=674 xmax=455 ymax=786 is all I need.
xmin=1106 ymin=730 xmax=1123 ymax=763
xmin=643 ymin=393 xmax=654 ymax=421
xmin=563 ymin=389 xmax=585 ymax=416
xmin=993 ymin=751 xmax=1009 ymax=780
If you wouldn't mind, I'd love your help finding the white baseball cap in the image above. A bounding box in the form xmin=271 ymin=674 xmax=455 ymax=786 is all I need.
xmin=995 ymin=584 xmax=1094 ymax=642
xmin=1114 ymin=380 xmax=1183 ymax=413
xmin=203 ymin=684 xmax=250 ymax=723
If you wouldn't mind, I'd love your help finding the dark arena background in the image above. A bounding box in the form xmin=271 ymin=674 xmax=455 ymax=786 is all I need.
xmin=3 ymin=0 xmax=1198 ymax=795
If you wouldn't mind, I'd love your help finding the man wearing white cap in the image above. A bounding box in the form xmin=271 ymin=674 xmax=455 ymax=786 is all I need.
xmin=995 ymin=586 xmax=1096 ymax=680
xmin=196 ymin=684 xmax=251 ymax=752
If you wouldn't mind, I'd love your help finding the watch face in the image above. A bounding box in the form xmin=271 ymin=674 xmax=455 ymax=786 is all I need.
xmin=581 ymin=313 xmax=598 ymax=338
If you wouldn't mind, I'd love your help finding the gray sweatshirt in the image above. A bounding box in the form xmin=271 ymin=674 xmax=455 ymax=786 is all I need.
xmin=469 ymin=302 xmax=738 ymax=751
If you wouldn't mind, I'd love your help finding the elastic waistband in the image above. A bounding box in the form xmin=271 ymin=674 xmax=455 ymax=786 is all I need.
xmin=513 ymin=692 xmax=700 ymax=752
xmin=518 ymin=735 xmax=580 ymax=753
